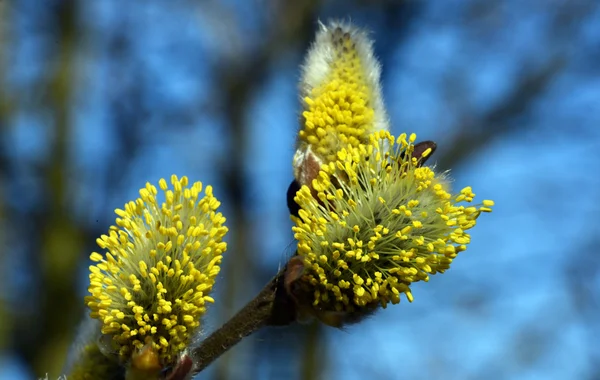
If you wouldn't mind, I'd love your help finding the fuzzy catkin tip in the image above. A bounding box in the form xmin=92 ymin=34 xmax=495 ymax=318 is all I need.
xmin=294 ymin=21 xmax=389 ymax=185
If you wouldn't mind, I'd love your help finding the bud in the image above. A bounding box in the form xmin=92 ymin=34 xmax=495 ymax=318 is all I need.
xmin=293 ymin=21 xmax=389 ymax=186
xmin=68 ymin=343 xmax=123 ymax=380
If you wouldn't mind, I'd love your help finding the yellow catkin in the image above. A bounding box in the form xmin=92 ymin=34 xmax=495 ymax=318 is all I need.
xmin=292 ymin=131 xmax=493 ymax=313
xmin=293 ymin=22 xmax=389 ymax=185
xmin=85 ymin=175 xmax=228 ymax=365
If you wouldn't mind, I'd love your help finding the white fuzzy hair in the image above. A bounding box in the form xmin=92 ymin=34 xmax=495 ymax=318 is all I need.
xmin=299 ymin=19 xmax=390 ymax=132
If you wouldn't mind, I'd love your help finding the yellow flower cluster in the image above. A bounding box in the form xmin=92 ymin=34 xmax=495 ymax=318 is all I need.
xmin=297 ymin=24 xmax=385 ymax=165
xmin=85 ymin=175 xmax=227 ymax=365
xmin=292 ymin=131 xmax=493 ymax=313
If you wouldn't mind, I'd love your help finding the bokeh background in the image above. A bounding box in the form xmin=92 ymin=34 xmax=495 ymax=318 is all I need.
xmin=1 ymin=0 xmax=599 ymax=379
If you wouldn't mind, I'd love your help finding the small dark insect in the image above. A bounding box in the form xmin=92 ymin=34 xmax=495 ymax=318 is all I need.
xmin=286 ymin=179 xmax=301 ymax=217
xmin=406 ymin=140 xmax=437 ymax=166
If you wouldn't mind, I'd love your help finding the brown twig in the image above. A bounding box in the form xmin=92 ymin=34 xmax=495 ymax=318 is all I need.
xmin=189 ymin=269 xmax=297 ymax=374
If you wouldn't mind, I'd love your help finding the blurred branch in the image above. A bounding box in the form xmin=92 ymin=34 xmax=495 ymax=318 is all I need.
xmin=211 ymin=1 xmax=319 ymax=379
xmin=10 ymin=0 xmax=84 ymax=377
xmin=0 ymin=0 xmax=15 ymax=357
xmin=299 ymin=322 xmax=325 ymax=380
xmin=435 ymin=0 xmax=598 ymax=171
xmin=0 ymin=1 xmax=14 ymax=124
xmin=565 ymin=236 xmax=600 ymax=379
xmin=438 ymin=56 xmax=566 ymax=170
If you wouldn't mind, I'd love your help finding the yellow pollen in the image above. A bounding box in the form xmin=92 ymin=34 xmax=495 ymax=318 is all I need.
xmin=85 ymin=176 xmax=228 ymax=364
xmin=291 ymin=131 xmax=493 ymax=315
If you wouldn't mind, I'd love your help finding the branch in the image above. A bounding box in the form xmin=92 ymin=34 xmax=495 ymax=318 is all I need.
xmin=438 ymin=56 xmax=566 ymax=170
xmin=190 ymin=268 xmax=296 ymax=374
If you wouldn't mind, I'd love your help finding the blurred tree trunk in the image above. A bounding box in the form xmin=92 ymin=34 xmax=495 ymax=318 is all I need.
xmin=211 ymin=1 xmax=319 ymax=379
xmin=10 ymin=0 xmax=84 ymax=376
